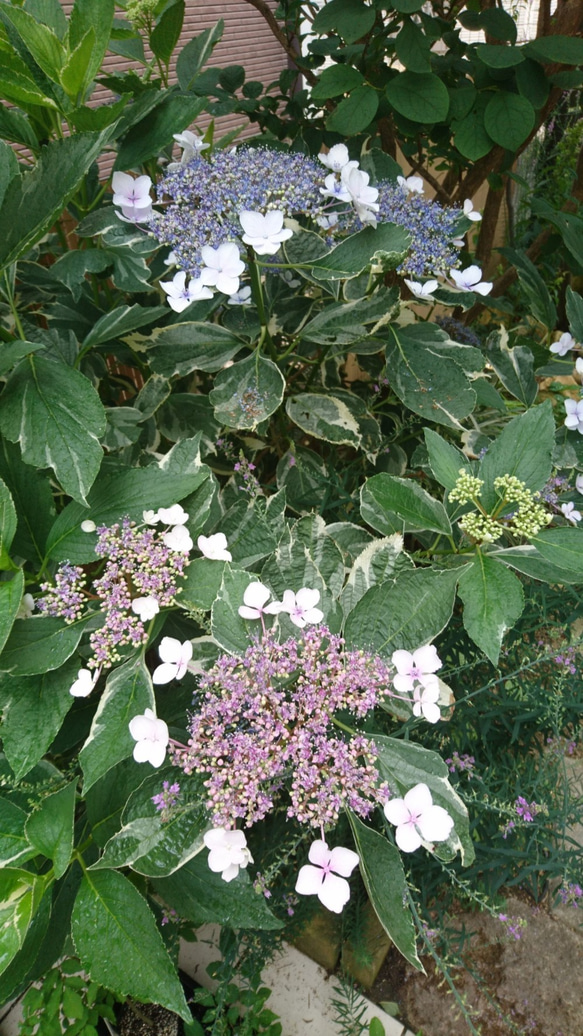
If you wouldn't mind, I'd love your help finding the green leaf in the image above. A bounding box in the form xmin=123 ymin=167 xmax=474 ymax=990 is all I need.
xmin=361 ymin=474 xmax=452 ymax=535
xmin=311 ymin=64 xmax=364 ymax=99
xmin=452 ymin=109 xmax=493 ymax=161
xmin=484 ymin=93 xmax=535 ymax=151
xmin=390 ymin=0 xmax=424 ymax=10
xmin=0 ymin=441 xmax=54 ymax=565
xmin=82 ymin=304 xmax=167 ymax=350
xmin=0 ymin=887 xmax=52 ymax=1004
xmin=0 ymin=59 xmax=59 ymax=110
xmin=0 ymin=798 xmax=34 ymax=866
xmin=0 ymin=660 xmax=77 ymax=779
xmin=395 ymin=19 xmax=431 ymax=73
xmin=386 ymin=72 xmax=449 ymax=123
xmin=211 ymin=565 xmax=257 ymax=656
xmin=150 ymin=0 xmax=185 ymax=65
xmin=59 ymin=28 xmax=96 ymax=98
xmin=566 ymin=287 xmax=583 ymax=342
xmin=308 ymin=223 xmax=410 ymax=281
xmin=0 ymin=571 xmax=24 ymax=659
xmin=25 ymin=0 xmax=68 ymax=39
xmin=176 ymin=20 xmax=224 ymax=91
xmin=0 ymin=355 xmax=106 ymax=505
xmin=326 ymin=85 xmax=379 ymax=135
xmin=457 ymin=554 xmax=524 ymax=664
xmin=90 ymin=816 xmax=165 ymax=872
xmin=424 ymin=429 xmax=470 ymax=492
xmin=286 ymin=393 xmax=363 ymax=451
xmin=25 ymin=780 xmax=76 ymax=878
xmin=0 ymin=477 xmax=16 ymax=560
xmin=96 ymin=806 xmax=207 ymax=877
xmin=476 ymin=44 xmax=524 ymax=68
xmin=515 ymin=58 xmax=550 ymax=109
xmin=0 ymin=340 xmax=47 ymax=379
xmin=261 ymin=515 xmax=344 ymax=633
xmin=179 ymin=557 xmax=229 ymax=611
xmin=344 ymin=566 xmax=460 ymax=655
xmin=46 ymin=455 xmax=209 ymax=563
xmin=341 ymin=535 xmax=412 ymax=618
xmin=51 ymin=249 xmax=111 ymax=300
xmin=79 ymin=656 xmax=155 ymax=792
xmin=479 ymin=7 xmax=517 ymax=42
xmin=220 ymin=499 xmax=278 ymax=568
xmin=312 ymin=0 xmax=376 ymax=44
xmin=152 ymin=855 xmax=282 ymax=930
xmin=499 ymin=248 xmax=556 ymax=328
xmin=385 ymin=324 xmax=476 ymax=428
xmin=115 ymin=94 xmax=207 ymax=170
xmin=71 ymin=869 xmax=190 ymax=1021
xmin=0 ymin=106 xmax=38 ymax=149
xmin=209 ymin=353 xmax=285 ymax=430
xmin=372 ymin=735 xmax=474 ymax=865
xmin=85 ymin=758 xmax=147 ymax=848
xmin=531 ymin=528 xmax=583 ymax=580
xmin=491 ymin=545 xmax=581 ymax=585
xmin=0 ymin=5 xmax=65 ymax=85
xmin=68 ymin=0 xmax=115 ymax=85
xmin=0 ymin=869 xmax=44 ymax=976
xmin=348 ymin=812 xmax=421 ymax=970
xmin=478 ymin=402 xmax=554 ymax=510
xmin=531 ymin=202 xmax=583 ymax=270
xmin=0 ymin=131 xmax=115 ymax=272
xmin=524 ymin=35 xmax=583 ymax=65
xmin=147 ymin=321 xmax=242 ymax=377
xmin=0 ymin=616 xmax=88 ymax=677
xmin=485 ymin=331 xmax=537 ymax=406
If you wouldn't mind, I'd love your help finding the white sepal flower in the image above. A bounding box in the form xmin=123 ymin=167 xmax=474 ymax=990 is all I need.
xmin=17 ymin=593 xmax=35 ymax=619
xmin=383 ymin=783 xmax=453 ymax=853
xmin=239 ymin=210 xmax=293 ymax=256
xmin=564 ymin=398 xmax=583 ymax=434
xmin=158 ymin=504 xmax=189 ymax=525
xmin=163 ymin=250 xmax=177 ymax=266
xmin=203 ymin=827 xmax=253 ymax=882
xmin=81 ymin=520 xmax=96 ymax=533
xmin=391 ymin=645 xmax=443 ymax=695
xmin=111 ymin=172 xmax=153 ymax=222
xmin=341 ymin=166 xmax=379 ymax=223
xmin=238 ymin=582 xmax=281 ymax=621
xmin=295 ymin=840 xmax=360 ymax=914
xmin=319 ymin=172 xmax=352 ymax=203
xmin=576 ymin=474 xmax=583 ymax=495
xmin=152 ymin=636 xmax=194 ymax=684
xmin=160 ymin=271 xmax=213 ymax=313
xmin=227 ymin=285 xmax=252 ymax=306
xmin=129 ymin=708 xmax=169 ymax=767
xmin=404 ymin=278 xmax=438 ymax=301
xmin=197 ymin=533 xmax=232 ymax=561
xmin=412 ymin=683 xmax=441 ymax=724
xmin=276 ymin=588 xmax=324 ymax=628
xmin=315 ymin=212 xmax=340 ymax=230
xmin=131 ymin=596 xmax=160 ymax=622
xmin=550 ymin=332 xmax=576 ymax=356
xmin=69 ymin=668 xmax=99 ymax=698
xmin=449 ymin=265 xmax=492 ymax=296
xmin=463 ymin=199 xmax=482 ymax=221
xmin=163 ymin=525 xmax=193 ymax=553
xmin=576 ymin=357 xmax=583 ymax=376
xmin=318 ymin=143 xmax=350 ymax=172
xmin=561 ymin=501 xmax=582 ymax=524
xmin=397 ymin=175 xmax=424 ymax=195
xmin=200 ymin=242 xmax=245 ymax=296
xmin=173 ymin=129 xmax=209 ymax=162
xmin=143 ymin=509 xmax=160 ymax=525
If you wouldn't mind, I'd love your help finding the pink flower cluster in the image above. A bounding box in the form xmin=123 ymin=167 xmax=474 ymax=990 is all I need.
xmin=175 ymin=627 xmax=391 ymax=829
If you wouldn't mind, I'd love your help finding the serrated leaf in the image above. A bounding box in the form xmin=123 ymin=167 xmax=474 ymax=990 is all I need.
xmin=566 ymin=287 xmax=583 ymax=342
xmin=176 ymin=20 xmax=224 ymax=91
xmin=385 ymin=324 xmax=476 ymax=428
xmin=309 ymin=223 xmax=410 ymax=281
xmin=485 ymin=329 xmax=538 ymax=406
xmin=348 ymin=812 xmax=421 ymax=970
xmin=361 ymin=474 xmax=452 ymax=535
xmin=209 ymin=353 xmax=285 ymax=430
xmin=0 ymin=477 xmax=16 ymax=559
xmin=151 ymin=855 xmax=282 ymax=930
xmin=0 ymin=869 xmax=44 ymax=976
xmin=478 ymin=403 xmax=554 ymax=510
xmin=115 ymin=94 xmax=207 ymax=170
xmin=0 ymin=5 xmax=65 ymax=84
xmin=0 ymin=356 xmax=106 ymax=505
xmin=0 ymin=798 xmax=34 ymax=867
xmin=341 ymin=535 xmax=412 ymax=618
xmin=150 ymin=0 xmax=184 ymax=65
xmin=211 ymin=565 xmax=257 ymax=656
xmin=490 ymin=545 xmax=581 ymax=585
xmin=147 ymin=321 xmax=242 ymax=377
xmin=71 ymin=869 xmax=190 ymax=1020
xmin=25 ymin=780 xmax=76 ymax=878
xmin=457 ymin=554 xmax=524 ymax=664
xmin=68 ymin=0 xmax=115 ymax=84
xmin=531 ymin=527 xmax=583 ymax=579
xmin=286 ymin=393 xmax=363 ymax=449
xmin=0 ymin=615 xmax=88 ymax=676
xmin=0 ymin=660 xmax=77 ymax=779
xmin=344 ymin=566 xmax=460 ymax=656
xmin=424 ymin=429 xmax=470 ymax=491
xmin=220 ymin=498 xmax=279 ymax=567
xmin=59 ymin=27 xmax=95 ymax=98
xmin=499 ymin=248 xmax=556 ymax=329
xmin=79 ymin=656 xmax=155 ymax=792
xmin=82 ymin=304 xmax=167 ymax=350
xmin=0 ymin=571 xmax=24 ymax=659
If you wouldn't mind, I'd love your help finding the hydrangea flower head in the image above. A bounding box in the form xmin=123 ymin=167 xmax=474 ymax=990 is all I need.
xmin=295 ymin=840 xmax=360 ymax=913
xmin=384 ymin=783 xmax=453 ymax=852
xmin=203 ymin=827 xmax=253 ymax=882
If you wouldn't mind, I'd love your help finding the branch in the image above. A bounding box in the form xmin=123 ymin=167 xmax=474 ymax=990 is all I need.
xmin=240 ymin=0 xmax=318 ymax=84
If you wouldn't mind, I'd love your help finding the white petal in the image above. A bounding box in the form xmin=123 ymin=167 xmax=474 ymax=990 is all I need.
xmin=243 ymin=582 xmax=271 ymax=610
xmin=133 ymin=740 xmax=153 ymax=764
xmin=328 ymin=846 xmax=360 ymax=878
xmin=417 ymin=804 xmax=453 ymax=843
xmin=318 ymin=873 xmax=351 ymax=913
xmin=308 ymin=839 xmax=331 ymax=868
xmin=393 ymin=674 xmax=414 ymax=694
xmin=391 ymin=649 xmax=414 ymax=675
xmin=238 ymin=605 xmax=261 ymax=620
xmin=412 ymin=644 xmax=442 ymax=674
xmin=295 ymin=864 xmax=325 ymax=897
xmin=204 ymin=827 xmax=229 ymax=851
xmin=421 ymin=701 xmax=441 ymax=724
xmin=295 ymin=588 xmax=321 ymax=611
xmin=383 ymin=797 xmax=410 ymax=827
xmin=147 ymin=741 xmax=167 ymax=768
xmin=129 ymin=714 xmax=155 ymax=741
xmin=158 ymin=636 xmax=183 ymax=664
xmin=111 ymin=171 xmax=134 ymax=197
xmin=152 ymin=662 xmax=178 ymax=685
xmin=221 ymin=863 xmax=240 ymax=882
xmin=239 ymin=210 xmax=268 ymax=237
xmin=158 ymin=504 xmax=189 ymax=525
xmin=404 ymin=783 xmax=433 ymax=816
xmin=207 ymin=846 xmax=232 ymax=872
xmin=395 ymin=823 xmax=423 ymax=853
xmin=304 ymin=607 xmax=324 ymax=625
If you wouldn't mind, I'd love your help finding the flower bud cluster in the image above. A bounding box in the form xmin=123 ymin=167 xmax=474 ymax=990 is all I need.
xmin=37 ymin=562 xmax=86 ymax=623
xmin=453 ymin=470 xmax=552 ymax=543
xmin=177 ymin=627 xmax=391 ymax=830
xmin=449 ymin=469 xmax=484 ymax=505
xmin=493 ymin=475 xmax=551 ymax=537
xmin=458 ymin=512 xmax=502 ymax=543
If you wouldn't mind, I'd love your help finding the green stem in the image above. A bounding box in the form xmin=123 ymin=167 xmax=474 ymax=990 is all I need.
xmin=3 ymin=271 xmax=25 ymax=339
xmin=331 ymin=715 xmax=358 ymax=736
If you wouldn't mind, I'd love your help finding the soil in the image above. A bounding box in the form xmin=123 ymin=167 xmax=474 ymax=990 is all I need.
xmin=369 ymin=893 xmax=583 ymax=1036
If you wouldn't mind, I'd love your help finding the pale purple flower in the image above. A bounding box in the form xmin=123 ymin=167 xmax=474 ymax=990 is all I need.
xmin=275 ymin=588 xmax=324 ymax=629
xmin=551 ymin=332 xmax=577 ymax=356
xmin=462 ymin=199 xmax=482 ymax=221
xmin=319 ymin=144 xmax=350 ymax=172
xmin=320 ymin=172 xmax=352 ymax=203
xmin=561 ymin=501 xmax=582 ymax=524
xmin=576 ymin=474 xmax=583 ymax=495
xmin=160 ymin=270 xmax=213 ymax=313
xmin=152 ymin=636 xmax=193 ymax=684
xmin=412 ymin=683 xmax=441 ymax=724
xmin=200 ymin=242 xmax=245 ymax=296
xmin=172 ymin=129 xmax=209 ymax=164
xmin=384 ymin=783 xmax=454 ymax=852
xmin=397 ymin=175 xmax=424 ymax=195
xmin=162 ymin=524 xmax=193 ymax=553
xmin=111 ymin=172 xmax=153 ymax=222
xmin=227 ymin=285 xmax=252 ymax=305
xmin=239 ymin=210 xmax=293 ymax=256
xmin=238 ymin=582 xmax=281 ymax=621
xmin=295 ymin=840 xmax=360 ymax=913
xmin=576 ymin=357 xmax=583 ymax=375
xmin=450 ymin=265 xmax=492 ymax=295
xmin=391 ymin=645 xmax=442 ymax=695
xmin=69 ymin=668 xmax=99 ymax=698
xmin=203 ymin=827 xmax=253 ymax=882
xmin=131 ymin=596 xmax=160 ymax=622
xmin=197 ymin=533 xmax=232 ymax=562
xmin=129 ymin=708 xmax=169 ymax=767
xmin=564 ymin=398 xmax=583 ymax=434
xmin=404 ymin=278 xmax=438 ymax=301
